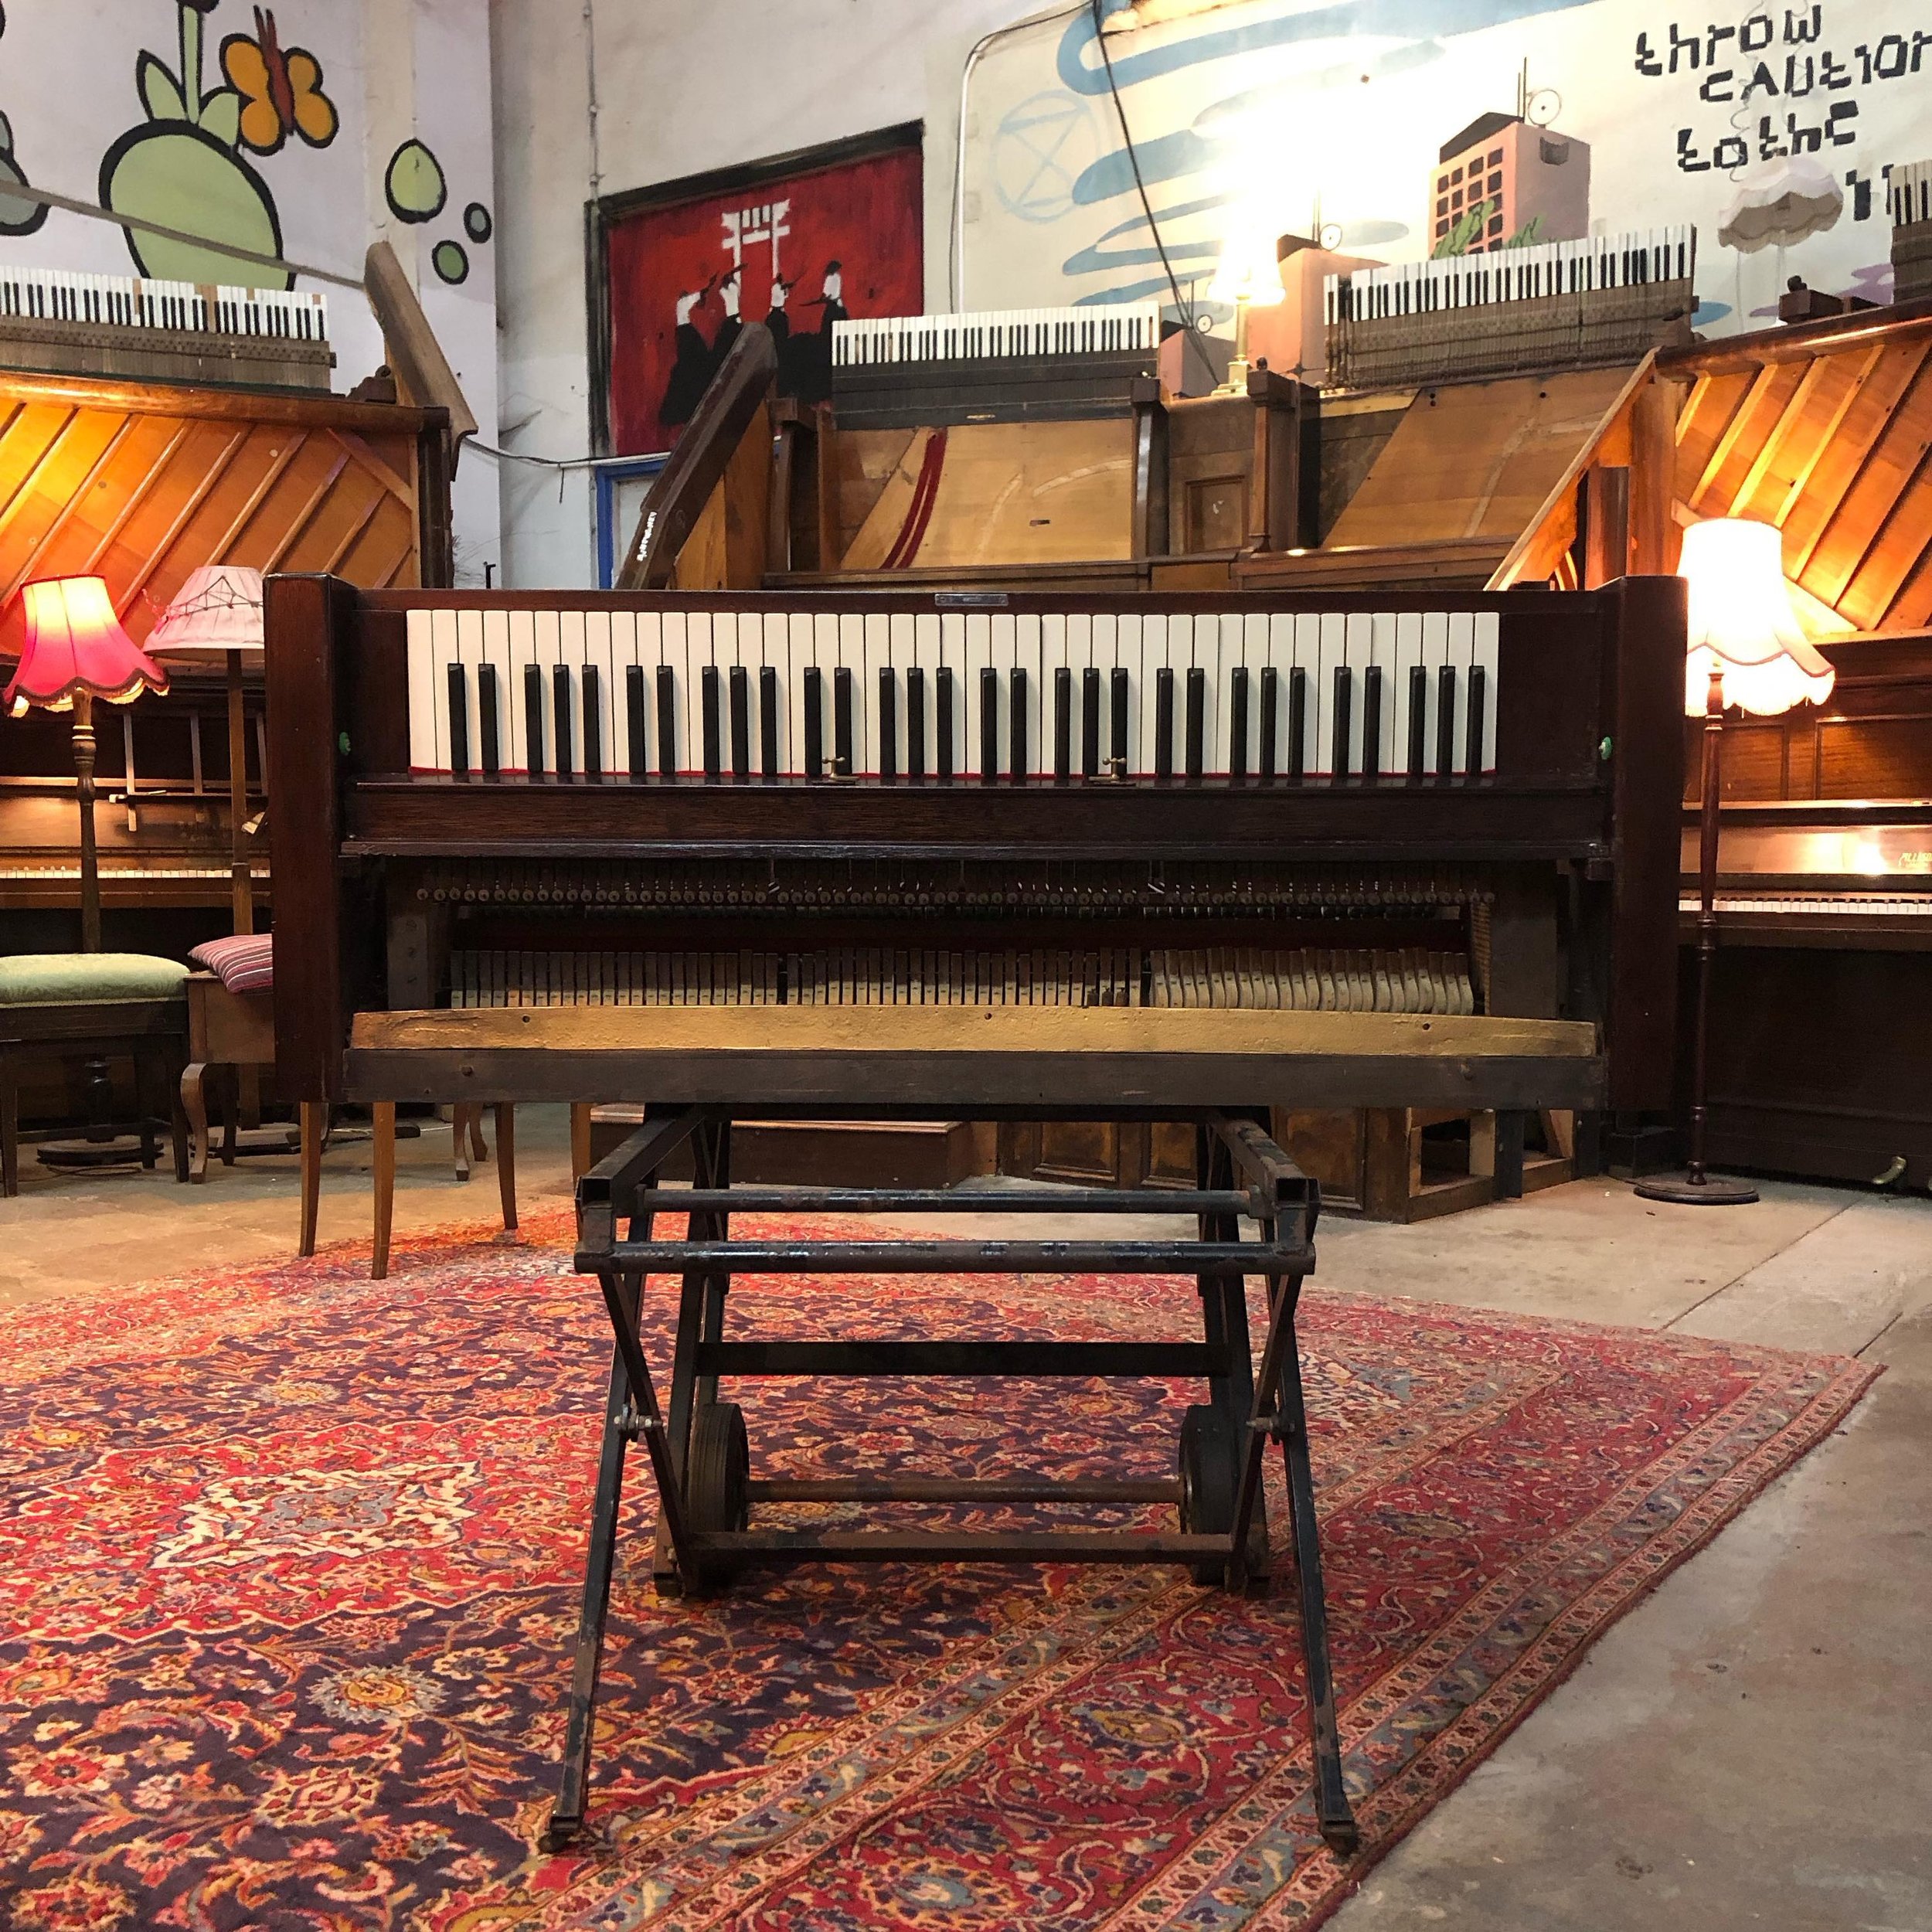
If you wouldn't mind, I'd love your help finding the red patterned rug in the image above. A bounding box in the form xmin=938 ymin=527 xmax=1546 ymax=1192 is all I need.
xmin=0 ymin=1212 xmax=1876 ymax=1931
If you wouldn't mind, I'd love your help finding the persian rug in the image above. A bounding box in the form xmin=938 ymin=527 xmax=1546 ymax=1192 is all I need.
xmin=0 ymin=1213 xmax=1876 ymax=1932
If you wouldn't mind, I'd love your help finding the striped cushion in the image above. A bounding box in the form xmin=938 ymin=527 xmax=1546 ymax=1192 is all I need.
xmin=189 ymin=935 xmax=274 ymax=995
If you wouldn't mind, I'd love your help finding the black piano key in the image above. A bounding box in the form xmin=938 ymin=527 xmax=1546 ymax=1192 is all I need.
xmin=1185 ymin=666 xmax=1205 ymax=782
xmin=760 ymin=665 xmax=778 ymax=777
xmin=1287 ymin=667 xmax=1308 ymax=781
xmin=833 ymin=665 xmax=854 ymax=776
xmin=1362 ymin=664 xmax=1383 ymax=785
xmin=553 ymin=665 xmax=573 ymax=781
xmin=701 ymin=665 xmax=721 ymax=779
xmin=1081 ymin=667 xmax=1100 ymax=779
xmin=656 ymin=663 xmax=675 ymax=778
xmin=1009 ymin=665 xmax=1028 ymax=783
xmin=1054 ymin=665 xmax=1072 ymax=781
xmin=1155 ymin=668 xmax=1175 ymax=782
xmin=624 ymin=664 xmax=645 ymax=780
xmin=804 ymin=665 xmax=824 ymax=777
xmin=979 ymin=665 xmax=998 ymax=785
xmin=730 ymin=665 xmax=750 ymax=780
xmin=906 ymin=666 xmax=926 ymax=781
xmin=446 ymin=662 xmax=469 ymax=777
xmin=583 ymin=665 xmax=602 ymax=781
xmin=1111 ymin=667 xmax=1129 ymax=776
xmin=1230 ymin=666 xmax=1249 ymax=784
xmin=1466 ymin=665 xmax=1488 ymax=779
xmin=878 ymin=668 xmax=897 ymax=782
xmin=1437 ymin=665 xmax=1457 ymax=782
xmin=524 ymin=663 xmax=545 ymax=778
xmin=937 ymin=668 xmax=955 ymax=781
xmin=1331 ymin=665 xmax=1352 ymax=782
xmin=1259 ymin=665 xmax=1278 ymax=782
xmin=479 ymin=664 xmax=500 ymax=777
xmin=1407 ymin=664 xmax=1428 ymax=778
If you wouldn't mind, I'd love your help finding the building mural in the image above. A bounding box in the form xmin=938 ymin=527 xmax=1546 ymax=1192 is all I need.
xmin=960 ymin=0 xmax=1932 ymax=337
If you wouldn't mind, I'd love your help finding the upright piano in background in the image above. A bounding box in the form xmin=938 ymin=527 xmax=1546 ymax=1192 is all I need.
xmin=0 ymin=263 xmax=454 ymax=961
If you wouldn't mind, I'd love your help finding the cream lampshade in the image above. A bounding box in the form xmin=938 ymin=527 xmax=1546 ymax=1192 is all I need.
xmin=1678 ymin=517 xmax=1835 ymax=717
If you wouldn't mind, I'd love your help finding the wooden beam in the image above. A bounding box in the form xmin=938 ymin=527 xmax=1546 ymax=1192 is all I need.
xmin=617 ymin=321 xmax=778 ymax=590
xmin=1629 ymin=372 xmax=1680 ymax=576
xmin=363 ymin=239 xmax=478 ymax=440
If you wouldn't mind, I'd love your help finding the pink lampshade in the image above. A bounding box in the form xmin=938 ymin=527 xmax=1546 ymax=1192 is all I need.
xmin=5 ymin=576 xmax=171 ymax=717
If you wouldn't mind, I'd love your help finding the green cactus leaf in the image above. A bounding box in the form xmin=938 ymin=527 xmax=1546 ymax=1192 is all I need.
xmin=138 ymin=51 xmax=188 ymax=124
xmin=199 ymin=87 xmax=241 ymax=147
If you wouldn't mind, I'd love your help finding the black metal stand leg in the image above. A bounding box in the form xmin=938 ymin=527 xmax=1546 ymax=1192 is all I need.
xmin=546 ymin=1269 xmax=644 ymax=1852
xmin=1274 ymin=1294 xmax=1358 ymax=1855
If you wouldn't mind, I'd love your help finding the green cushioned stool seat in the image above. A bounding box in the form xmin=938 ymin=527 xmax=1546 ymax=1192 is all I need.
xmin=0 ymin=953 xmax=189 ymax=1007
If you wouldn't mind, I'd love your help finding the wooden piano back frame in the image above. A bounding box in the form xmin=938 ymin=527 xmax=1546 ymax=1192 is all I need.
xmin=265 ymin=577 xmax=1685 ymax=1115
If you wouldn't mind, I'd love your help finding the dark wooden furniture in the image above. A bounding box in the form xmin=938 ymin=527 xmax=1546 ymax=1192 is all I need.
xmin=1 ymin=998 xmax=189 ymax=1196
xmin=180 ymin=974 xmax=278 ymax=1182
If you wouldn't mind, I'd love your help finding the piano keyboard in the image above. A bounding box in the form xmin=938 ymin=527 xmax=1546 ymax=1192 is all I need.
xmin=405 ymin=606 xmax=1500 ymax=784
xmin=1325 ymin=227 xmax=1694 ymax=323
xmin=0 ymin=263 xmax=328 ymax=341
xmin=833 ymin=304 xmax=1162 ymax=368
xmin=448 ymin=946 xmax=1477 ymax=1014
xmin=1892 ymin=160 xmax=1932 ymax=227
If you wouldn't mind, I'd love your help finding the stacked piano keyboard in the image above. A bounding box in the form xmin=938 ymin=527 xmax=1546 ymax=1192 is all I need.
xmin=1323 ymin=229 xmax=1695 ymax=392
xmin=446 ymin=946 xmax=1478 ymax=1014
xmin=1893 ymin=161 xmax=1932 ymax=303
xmin=0 ymin=262 xmax=332 ymax=389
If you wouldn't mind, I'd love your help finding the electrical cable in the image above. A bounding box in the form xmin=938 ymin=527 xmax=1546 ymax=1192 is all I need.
xmin=1087 ymin=0 xmax=1219 ymax=387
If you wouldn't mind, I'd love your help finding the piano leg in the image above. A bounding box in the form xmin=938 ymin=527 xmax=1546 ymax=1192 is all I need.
xmin=182 ymin=1061 xmax=211 ymax=1184
xmin=298 ymin=1100 xmax=325 ymax=1254
xmin=495 ymin=1103 xmax=519 ymax=1232
xmin=372 ymin=1101 xmax=396 ymax=1281
xmin=2 ymin=1046 xmax=19 ymax=1198
xmin=1272 ymin=1274 xmax=1359 ymax=1855
xmin=546 ymin=1266 xmax=646 ymax=1854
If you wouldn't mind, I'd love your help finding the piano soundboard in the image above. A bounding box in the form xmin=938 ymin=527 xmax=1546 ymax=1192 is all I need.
xmin=404 ymin=605 xmax=1501 ymax=787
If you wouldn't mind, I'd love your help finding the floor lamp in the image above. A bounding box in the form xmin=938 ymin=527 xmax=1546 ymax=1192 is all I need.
xmin=147 ymin=565 xmax=264 ymax=937
xmin=1634 ymin=519 xmax=1835 ymax=1207
xmin=5 ymin=577 xmax=171 ymax=951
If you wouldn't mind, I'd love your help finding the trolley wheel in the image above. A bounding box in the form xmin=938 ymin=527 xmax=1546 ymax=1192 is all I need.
xmin=682 ymin=1401 xmax=750 ymax=1591
xmin=1177 ymin=1403 xmax=1239 ymax=1586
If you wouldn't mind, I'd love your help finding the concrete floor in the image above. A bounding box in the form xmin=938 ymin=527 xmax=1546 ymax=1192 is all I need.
xmin=3 ymin=1110 xmax=1927 ymax=1929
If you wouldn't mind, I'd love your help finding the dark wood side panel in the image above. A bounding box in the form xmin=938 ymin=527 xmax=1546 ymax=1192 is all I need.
xmin=264 ymin=572 xmax=352 ymax=1100
xmin=1607 ymin=572 xmax=1687 ymax=1109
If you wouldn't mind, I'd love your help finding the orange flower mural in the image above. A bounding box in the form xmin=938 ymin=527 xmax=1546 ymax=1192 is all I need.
xmin=220 ymin=6 xmax=337 ymax=156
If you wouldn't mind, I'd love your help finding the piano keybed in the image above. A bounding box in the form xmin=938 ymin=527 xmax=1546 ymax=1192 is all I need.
xmin=405 ymin=606 xmax=1501 ymax=785
xmin=0 ymin=263 xmax=329 ymax=340
xmin=447 ymin=944 xmax=1477 ymax=1014
xmin=832 ymin=304 xmax=1162 ymax=367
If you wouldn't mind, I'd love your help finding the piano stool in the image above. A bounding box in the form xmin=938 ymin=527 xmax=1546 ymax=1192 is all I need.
xmin=298 ymin=1099 xmax=519 ymax=1277
xmin=181 ymin=975 xmax=279 ymax=1183
xmin=0 ymin=992 xmax=190 ymax=1197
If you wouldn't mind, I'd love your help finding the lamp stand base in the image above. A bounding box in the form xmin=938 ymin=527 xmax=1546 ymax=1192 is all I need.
xmin=1632 ymin=1172 xmax=1760 ymax=1206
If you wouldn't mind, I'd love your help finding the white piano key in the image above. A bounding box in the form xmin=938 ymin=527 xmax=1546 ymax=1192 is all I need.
xmin=603 ymin=609 xmax=635 ymax=776
xmin=659 ymin=610 xmax=689 ymax=774
xmin=502 ymin=609 xmax=536 ymax=775
xmin=632 ymin=611 xmax=662 ymax=773
xmin=962 ymin=612 xmax=995 ymax=778
xmin=1474 ymin=611 xmax=1500 ymax=773
xmin=1367 ymin=611 xmax=1400 ymax=776
xmin=713 ymin=609 xmax=742 ymax=774
xmin=532 ymin=608 xmax=566 ymax=776
xmin=910 ymin=611 xmax=941 ymax=776
xmin=862 ymin=611 xmax=892 ymax=777
xmin=455 ymin=607 xmax=488 ymax=774
xmin=1039 ymin=611 xmax=1069 ymax=775
xmin=1240 ymin=610 xmax=1270 ymax=777
xmin=937 ymin=612 xmax=967 ymax=776
xmin=1438 ymin=611 xmax=1470 ymax=774
xmin=1342 ymin=614 xmax=1375 ymax=778
xmin=785 ymin=610 xmax=813 ymax=775
xmin=684 ymin=610 xmax=713 ymax=775
xmin=830 ymin=610 xmax=862 ymax=776
xmin=406 ymin=609 xmax=439 ymax=772
xmin=1097 ymin=611 xmax=1130 ymax=774
xmin=1009 ymin=612 xmax=1045 ymax=777
xmin=1204 ymin=611 xmax=1237 ymax=778
xmin=1311 ymin=611 xmax=1345 ymax=778
xmin=886 ymin=612 xmax=916 ymax=777
xmin=560 ymin=607 xmax=590 ymax=774
xmin=1266 ymin=612 xmax=1299 ymax=776
xmin=1413 ymin=611 xmax=1445 ymax=775
xmin=1135 ymin=612 xmax=1168 ymax=777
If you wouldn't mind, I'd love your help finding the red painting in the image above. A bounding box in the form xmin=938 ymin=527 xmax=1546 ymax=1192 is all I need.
xmin=604 ymin=139 xmax=924 ymax=455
